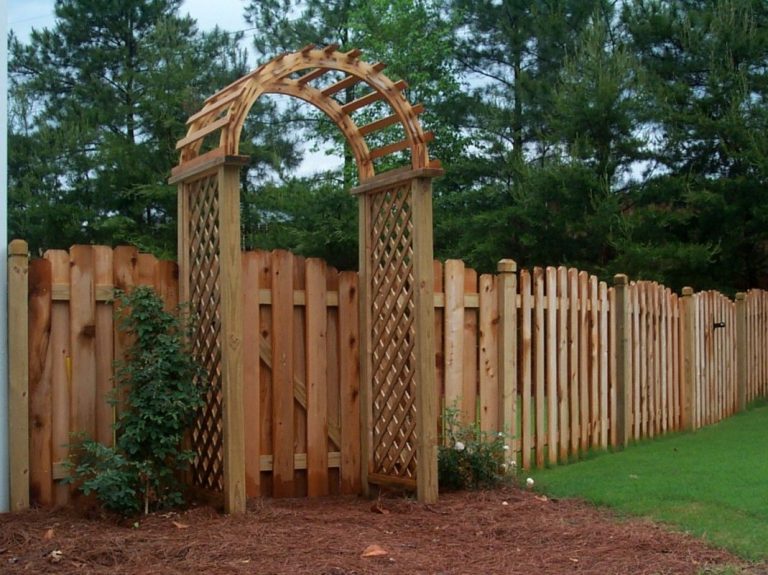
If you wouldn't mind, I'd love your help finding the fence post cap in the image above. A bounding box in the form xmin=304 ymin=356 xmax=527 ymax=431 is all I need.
xmin=497 ymin=259 xmax=517 ymax=273
xmin=8 ymin=239 xmax=29 ymax=256
xmin=735 ymin=292 xmax=746 ymax=301
xmin=613 ymin=274 xmax=628 ymax=286
xmin=682 ymin=287 xmax=694 ymax=296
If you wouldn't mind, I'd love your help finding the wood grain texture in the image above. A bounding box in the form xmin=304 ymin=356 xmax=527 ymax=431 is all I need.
xmin=242 ymin=252 xmax=261 ymax=498
xmin=45 ymin=250 xmax=72 ymax=505
xmin=339 ymin=271 xmax=361 ymax=494
xmin=219 ymin=164 xmax=245 ymax=513
xmin=93 ymin=246 xmax=114 ymax=447
xmin=69 ymin=246 xmax=97 ymax=442
xmin=271 ymin=250 xmax=295 ymax=498
xmin=478 ymin=274 xmax=498 ymax=433
xmin=9 ymin=240 xmax=30 ymax=510
xmin=28 ymin=258 xmax=53 ymax=506
xmin=305 ymin=258 xmax=329 ymax=496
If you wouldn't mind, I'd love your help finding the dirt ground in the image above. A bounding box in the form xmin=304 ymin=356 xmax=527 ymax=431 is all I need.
xmin=0 ymin=486 xmax=762 ymax=575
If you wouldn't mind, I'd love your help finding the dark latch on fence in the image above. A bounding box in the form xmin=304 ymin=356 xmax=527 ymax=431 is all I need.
xmin=713 ymin=321 xmax=726 ymax=329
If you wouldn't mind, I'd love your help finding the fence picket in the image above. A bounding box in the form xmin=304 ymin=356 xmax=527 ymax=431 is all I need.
xmin=599 ymin=281 xmax=609 ymax=449
xmin=325 ymin=265 xmax=341 ymax=494
xmin=654 ymin=285 xmax=661 ymax=434
xmin=28 ymin=259 xmax=53 ymax=506
xmin=292 ymin=256 xmax=308 ymax=496
xmin=463 ymin=268 xmax=479 ymax=427
xmin=534 ymin=268 xmax=546 ymax=468
xmin=271 ymin=250 xmax=295 ymax=497
xmin=557 ymin=267 xmax=569 ymax=461
xmin=13 ymin=243 xmax=768 ymax=505
xmin=70 ymin=246 xmax=97 ymax=443
xmin=589 ymin=275 xmax=599 ymax=447
xmin=578 ymin=272 xmax=590 ymax=450
xmin=609 ymin=285 xmax=617 ymax=447
xmin=433 ymin=261 xmax=444 ymax=431
xmin=93 ymin=246 xmax=114 ymax=447
xmin=45 ymin=250 xmax=71 ymax=505
xmin=545 ymin=267 xmax=558 ymax=464
xmin=339 ymin=271 xmax=361 ymax=494
xmin=568 ymin=269 xmax=580 ymax=454
xmin=520 ymin=270 xmax=533 ymax=470
xmin=444 ymin=260 xmax=465 ymax=419
xmin=258 ymin=251 xmax=274 ymax=496
xmin=242 ymin=252 xmax=261 ymax=498
xmin=306 ymin=258 xmax=329 ymax=497
xmin=631 ymin=283 xmax=640 ymax=439
xmin=479 ymin=274 xmax=499 ymax=433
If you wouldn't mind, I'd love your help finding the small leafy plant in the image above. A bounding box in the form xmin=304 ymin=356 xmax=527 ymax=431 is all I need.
xmin=67 ymin=286 xmax=204 ymax=516
xmin=438 ymin=406 xmax=514 ymax=491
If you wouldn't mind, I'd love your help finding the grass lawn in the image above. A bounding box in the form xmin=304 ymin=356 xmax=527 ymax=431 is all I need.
xmin=528 ymin=401 xmax=768 ymax=562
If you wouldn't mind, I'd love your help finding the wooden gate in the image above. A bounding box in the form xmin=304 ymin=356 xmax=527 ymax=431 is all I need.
xmin=172 ymin=46 xmax=441 ymax=510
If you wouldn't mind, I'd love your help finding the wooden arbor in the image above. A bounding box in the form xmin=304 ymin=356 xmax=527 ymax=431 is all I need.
xmin=170 ymin=46 xmax=441 ymax=512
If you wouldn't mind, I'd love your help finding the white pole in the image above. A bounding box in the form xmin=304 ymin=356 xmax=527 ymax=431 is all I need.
xmin=0 ymin=0 xmax=10 ymax=512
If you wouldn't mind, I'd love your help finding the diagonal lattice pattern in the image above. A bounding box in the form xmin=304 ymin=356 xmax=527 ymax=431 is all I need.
xmin=187 ymin=174 xmax=224 ymax=492
xmin=370 ymin=183 xmax=418 ymax=480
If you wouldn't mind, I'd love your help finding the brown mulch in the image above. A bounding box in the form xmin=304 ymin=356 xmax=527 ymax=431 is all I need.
xmin=0 ymin=487 xmax=762 ymax=575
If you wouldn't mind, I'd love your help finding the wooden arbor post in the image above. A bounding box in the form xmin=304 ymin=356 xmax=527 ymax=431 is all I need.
xmin=173 ymin=46 xmax=441 ymax=510
xmin=170 ymin=155 xmax=248 ymax=514
xmin=353 ymin=169 xmax=441 ymax=504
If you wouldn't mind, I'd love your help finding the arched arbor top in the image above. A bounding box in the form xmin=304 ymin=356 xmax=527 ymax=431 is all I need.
xmin=171 ymin=45 xmax=441 ymax=512
xmin=173 ymin=44 xmax=440 ymax=182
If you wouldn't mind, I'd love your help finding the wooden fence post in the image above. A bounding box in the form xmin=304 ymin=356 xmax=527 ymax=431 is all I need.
xmin=219 ymin=162 xmax=245 ymax=513
xmin=497 ymin=260 xmax=517 ymax=457
xmin=412 ymin=176 xmax=438 ymax=504
xmin=736 ymin=292 xmax=747 ymax=412
xmin=681 ymin=287 xmax=696 ymax=431
xmin=613 ymin=274 xmax=630 ymax=448
xmin=8 ymin=239 xmax=30 ymax=511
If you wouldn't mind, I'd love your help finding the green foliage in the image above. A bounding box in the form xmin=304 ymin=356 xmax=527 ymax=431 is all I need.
xmin=530 ymin=404 xmax=768 ymax=560
xmin=438 ymin=407 xmax=512 ymax=491
xmin=242 ymin=174 xmax=359 ymax=270
xmin=619 ymin=0 xmax=768 ymax=291
xmin=9 ymin=0 xmax=768 ymax=293
xmin=8 ymin=0 xmax=250 ymax=256
xmin=67 ymin=287 xmax=204 ymax=516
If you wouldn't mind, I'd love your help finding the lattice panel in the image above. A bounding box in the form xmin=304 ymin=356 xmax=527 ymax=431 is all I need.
xmin=369 ymin=183 xmax=418 ymax=480
xmin=187 ymin=173 xmax=224 ymax=492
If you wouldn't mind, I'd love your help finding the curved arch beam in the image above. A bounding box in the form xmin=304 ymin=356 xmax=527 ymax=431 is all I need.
xmin=176 ymin=46 xmax=434 ymax=182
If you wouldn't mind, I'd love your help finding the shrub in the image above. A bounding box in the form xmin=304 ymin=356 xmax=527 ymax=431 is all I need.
xmin=438 ymin=407 xmax=514 ymax=491
xmin=67 ymin=286 xmax=204 ymax=516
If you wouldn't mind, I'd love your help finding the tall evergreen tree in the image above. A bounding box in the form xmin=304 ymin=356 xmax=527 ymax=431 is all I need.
xmin=241 ymin=0 xmax=467 ymax=269
xmin=9 ymin=0 xmax=248 ymax=255
xmin=620 ymin=0 xmax=768 ymax=291
xmin=439 ymin=1 xmax=625 ymax=272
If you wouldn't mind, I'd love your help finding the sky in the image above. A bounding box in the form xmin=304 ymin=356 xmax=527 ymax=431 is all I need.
xmin=8 ymin=0 xmax=251 ymax=45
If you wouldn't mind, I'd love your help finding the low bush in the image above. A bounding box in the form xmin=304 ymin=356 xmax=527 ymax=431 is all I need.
xmin=67 ymin=286 xmax=204 ymax=516
xmin=438 ymin=406 xmax=514 ymax=491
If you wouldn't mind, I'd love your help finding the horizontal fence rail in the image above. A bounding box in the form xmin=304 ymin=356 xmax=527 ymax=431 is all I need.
xmin=431 ymin=262 xmax=768 ymax=471
xmin=8 ymin=242 xmax=768 ymax=508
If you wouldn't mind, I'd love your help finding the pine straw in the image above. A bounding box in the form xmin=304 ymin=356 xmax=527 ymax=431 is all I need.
xmin=0 ymin=487 xmax=759 ymax=574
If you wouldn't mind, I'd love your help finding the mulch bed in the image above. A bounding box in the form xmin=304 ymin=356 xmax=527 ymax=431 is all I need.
xmin=0 ymin=486 xmax=761 ymax=574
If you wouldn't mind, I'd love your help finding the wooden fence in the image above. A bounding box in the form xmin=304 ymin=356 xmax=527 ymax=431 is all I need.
xmin=8 ymin=243 xmax=768 ymax=509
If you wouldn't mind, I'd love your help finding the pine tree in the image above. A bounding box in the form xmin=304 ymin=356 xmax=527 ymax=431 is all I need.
xmin=9 ymin=0 xmax=248 ymax=255
xmin=620 ymin=0 xmax=768 ymax=290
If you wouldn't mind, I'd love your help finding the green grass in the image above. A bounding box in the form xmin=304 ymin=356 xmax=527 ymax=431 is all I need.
xmin=528 ymin=402 xmax=768 ymax=562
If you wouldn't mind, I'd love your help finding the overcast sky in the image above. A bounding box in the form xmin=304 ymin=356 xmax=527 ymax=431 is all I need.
xmin=9 ymin=0 xmax=252 ymax=46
